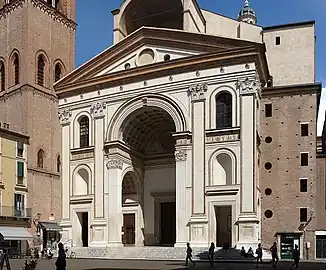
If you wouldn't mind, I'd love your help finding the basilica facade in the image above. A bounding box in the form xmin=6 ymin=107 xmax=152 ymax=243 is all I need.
xmin=55 ymin=0 xmax=325 ymax=260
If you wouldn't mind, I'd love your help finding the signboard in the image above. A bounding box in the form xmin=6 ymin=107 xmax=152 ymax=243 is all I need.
xmin=280 ymin=234 xmax=300 ymax=260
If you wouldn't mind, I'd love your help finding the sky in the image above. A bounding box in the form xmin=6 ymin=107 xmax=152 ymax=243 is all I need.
xmin=75 ymin=0 xmax=326 ymax=135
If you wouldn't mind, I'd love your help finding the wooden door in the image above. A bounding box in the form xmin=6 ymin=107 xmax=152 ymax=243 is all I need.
xmin=123 ymin=214 xmax=135 ymax=245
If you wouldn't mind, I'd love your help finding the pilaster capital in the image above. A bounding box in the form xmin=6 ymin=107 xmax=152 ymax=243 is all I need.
xmin=187 ymin=83 xmax=208 ymax=102
xmin=58 ymin=109 xmax=72 ymax=126
xmin=106 ymin=158 xmax=123 ymax=170
xmin=236 ymin=76 xmax=261 ymax=96
xmin=175 ymin=150 xmax=187 ymax=162
xmin=90 ymin=102 xmax=106 ymax=119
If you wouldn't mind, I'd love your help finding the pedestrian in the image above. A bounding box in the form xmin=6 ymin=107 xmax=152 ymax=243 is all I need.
xmin=270 ymin=242 xmax=279 ymax=268
xmin=55 ymin=243 xmax=66 ymax=270
xmin=208 ymin=242 xmax=215 ymax=268
xmin=186 ymin=242 xmax=195 ymax=267
xmin=255 ymin=243 xmax=263 ymax=268
xmin=291 ymin=244 xmax=300 ymax=269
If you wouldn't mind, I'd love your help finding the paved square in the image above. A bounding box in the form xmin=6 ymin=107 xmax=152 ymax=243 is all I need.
xmin=8 ymin=259 xmax=326 ymax=270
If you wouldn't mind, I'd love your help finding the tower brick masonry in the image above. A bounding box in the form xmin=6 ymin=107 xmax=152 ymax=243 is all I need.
xmin=0 ymin=0 xmax=76 ymax=237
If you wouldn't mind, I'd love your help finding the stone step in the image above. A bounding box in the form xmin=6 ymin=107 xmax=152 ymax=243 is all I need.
xmin=68 ymin=246 xmax=273 ymax=261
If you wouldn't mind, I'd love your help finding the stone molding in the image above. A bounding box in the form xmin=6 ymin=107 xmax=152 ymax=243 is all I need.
xmin=187 ymin=83 xmax=208 ymax=102
xmin=106 ymin=158 xmax=123 ymax=170
xmin=175 ymin=150 xmax=187 ymax=162
xmin=206 ymin=134 xmax=239 ymax=143
xmin=58 ymin=109 xmax=72 ymax=126
xmin=90 ymin=102 xmax=106 ymax=119
xmin=0 ymin=0 xmax=76 ymax=30
xmin=236 ymin=76 xmax=261 ymax=96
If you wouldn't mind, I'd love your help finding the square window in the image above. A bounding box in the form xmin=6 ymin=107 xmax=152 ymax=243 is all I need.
xmin=300 ymin=208 xmax=307 ymax=222
xmin=301 ymin=124 xmax=309 ymax=137
xmin=300 ymin=153 xmax=309 ymax=166
xmin=276 ymin=36 xmax=281 ymax=45
xmin=265 ymin=104 xmax=272 ymax=117
xmin=300 ymin=179 xmax=308 ymax=192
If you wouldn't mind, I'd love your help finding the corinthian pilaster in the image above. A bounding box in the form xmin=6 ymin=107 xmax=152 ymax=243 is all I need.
xmin=175 ymin=150 xmax=187 ymax=162
xmin=236 ymin=76 xmax=261 ymax=96
xmin=187 ymin=83 xmax=208 ymax=102
xmin=58 ymin=109 xmax=72 ymax=126
xmin=90 ymin=102 xmax=106 ymax=119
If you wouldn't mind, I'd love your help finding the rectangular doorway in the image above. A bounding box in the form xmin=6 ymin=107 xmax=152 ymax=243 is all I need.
xmin=77 ymin=212 xmax=88 ymax=247
xmin=316 ymin=236 xmax=326 ymax=259
xmin=122 ymin=214 xmax=135 ymax=245
xmin=160 ymin=202 xmax=176 ymax=246
xmin=215 ymin=206 xmax=232 ymax=248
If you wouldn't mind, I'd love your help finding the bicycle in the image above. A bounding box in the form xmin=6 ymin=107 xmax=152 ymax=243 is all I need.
xmin=65 ymin=247 xmax=76 ymax=259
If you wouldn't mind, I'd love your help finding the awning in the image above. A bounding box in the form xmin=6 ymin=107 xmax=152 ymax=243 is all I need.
xmin=0 ymin=226 xmax=33 ymax=241
xmin=39 ymin=222 xmax=62 ymax=231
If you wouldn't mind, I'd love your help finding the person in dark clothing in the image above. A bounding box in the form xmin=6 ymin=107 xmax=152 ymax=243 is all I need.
xmin=55 ymin=243 xmax=66 ymax=270
xmin=186 ymin=242 xmax=195 ymax=266
xmin=270 ymin=242 xmax=279 ymax=268
xmin=291 ymin=244 xmax=300 ymax=269
xmin=256 ymin=243 xmax=263 ymax=268
xmin=208 ymin=242 xmax=215 ymax=268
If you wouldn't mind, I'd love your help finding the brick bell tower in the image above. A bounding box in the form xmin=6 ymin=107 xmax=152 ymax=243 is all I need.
xmin=0 ymin=0 xmax=76 ymax=240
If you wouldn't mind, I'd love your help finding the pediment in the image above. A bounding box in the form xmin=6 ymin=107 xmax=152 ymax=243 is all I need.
xmin=55 ymin=27 xmax=264 ymax=90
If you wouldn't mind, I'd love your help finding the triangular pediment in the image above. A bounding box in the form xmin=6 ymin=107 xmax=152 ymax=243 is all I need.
xmin=54 ymin=27 xmax=264 ymax=89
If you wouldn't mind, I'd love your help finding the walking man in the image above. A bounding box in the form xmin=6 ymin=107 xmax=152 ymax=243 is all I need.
xmin=291 ymin=244 xmax=300 ymax=269
xmin=186 ymin=243 xmax=195 ymax=267
xmin=208 ymin=242 xmax=215 ymax=268
xmin=270 ymin=242 xmax=279 ymax=268
xmin=256 ymin=243 xmax=263 ymax=268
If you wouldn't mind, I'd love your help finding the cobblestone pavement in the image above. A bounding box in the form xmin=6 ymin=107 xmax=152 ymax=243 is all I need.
xmin=8 ymin=259 xmax=326 ymax=270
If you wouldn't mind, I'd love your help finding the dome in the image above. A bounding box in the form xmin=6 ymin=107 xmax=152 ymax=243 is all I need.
xmin=237 ymin=0 xmax=257 ymax=24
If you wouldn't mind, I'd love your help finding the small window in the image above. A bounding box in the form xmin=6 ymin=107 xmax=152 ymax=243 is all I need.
xmin=265 ymin=188 xmax=272 ymax=195
xmin=300 ymin=153 xmax=309 ymax=166
xmin=265 ymin=210 xmax=273 ymax=218
xmin=265 ymin=136 xmax=272 ymax=143
xmin=275 ymin=36 xmax=281 ymax=45
xmin=79 ymin=117 xmax=89 ymax=148
xmin=54 ymin=63 xmax=62 ymax=82
xmin=0 ymin=61 xmax=5 ymax=91
xmin=300 ymin=179 xmax=308 ymax=192
xmin=37 ymin=149 xmax=44 ymax=168
xmin=37 ymin=55 xmax=45 ymax=86
xmin=301 ymin=124 xmax=309 ymax=137
xmin=265 ymin=162 xmax=272 ymax=170
xmin=164 ymin=54 xmax=171 ymax=61
xmin=265 ymin=104 xmax=272 ymax=117
xmin=13 ymin=53 xmax=19 ymax=85
xmin=17 ymin=141 xmax=24 ymax=157
xmin=57 ymin=155 xmax=61 ymax=173
xmin=17 ymin=161 xmax=24 ymax=185
xmin=300 ymin=208 xmax=307 ymax=222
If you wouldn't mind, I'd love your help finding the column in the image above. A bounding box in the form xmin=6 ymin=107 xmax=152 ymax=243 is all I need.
xmin=58 ymin=109 xmax=72 ymax=240
xmin=90 ymin=102 xmax=107 ymax=246
xmin=187 ymin=83 xmax=208 ymax=247
xmin=107 ymin=157 xmax=124 ymax=247
xmin=174 ymin=148 xmax=189 ymax=247
xmin=236 ymin=76 xmax=261 ymax=249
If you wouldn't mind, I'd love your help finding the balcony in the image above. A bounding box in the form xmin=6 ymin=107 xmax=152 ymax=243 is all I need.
xmin=0 ymin=206 xmax=32 ymax=219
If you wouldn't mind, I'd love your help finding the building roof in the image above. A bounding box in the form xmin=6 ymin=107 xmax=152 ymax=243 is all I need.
xmin=0 ymin=128 xmax=29 ymax=142
xmin=263 ymin=20 xmax=315 ymax=31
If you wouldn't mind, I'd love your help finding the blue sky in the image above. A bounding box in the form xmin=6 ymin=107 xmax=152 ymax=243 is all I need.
xmin=75 ymin=0 xmax=325 ymax=134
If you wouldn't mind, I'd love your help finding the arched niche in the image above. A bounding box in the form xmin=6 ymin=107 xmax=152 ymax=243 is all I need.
xmin=122 ymin=171 xmax=141 ymax=205
xmin=119 ymin=0 xmax=183 ymax=36
xmin=210 ymin=149 xmax=237 ymax=186
xmin=73 ymin=167 xmax=91 ymax=196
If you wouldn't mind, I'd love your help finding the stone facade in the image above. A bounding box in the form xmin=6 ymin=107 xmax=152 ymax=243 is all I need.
xmin=0 ymin=0 xmax=76 ymax=243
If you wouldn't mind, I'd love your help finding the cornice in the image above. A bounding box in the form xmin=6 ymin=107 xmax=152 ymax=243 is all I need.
xmin=56 ymin=47 xmax=269 ymax=99
xmin=0 ymin=84 xmax=58 ymax=103
xmin=0 ymin=0 xmax=76 ymax=30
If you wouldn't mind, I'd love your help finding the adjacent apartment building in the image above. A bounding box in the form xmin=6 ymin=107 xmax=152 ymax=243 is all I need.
xmin=0 ymin=123 xmax=32 ymax=255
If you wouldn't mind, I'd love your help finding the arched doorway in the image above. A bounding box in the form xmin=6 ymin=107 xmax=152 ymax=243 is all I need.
xmin=120 ymin=106 xmax=177 ymax=246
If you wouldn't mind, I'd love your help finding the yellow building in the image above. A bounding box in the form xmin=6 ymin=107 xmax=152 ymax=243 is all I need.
xmin=0 ymin=124 xmax=32 ymax=256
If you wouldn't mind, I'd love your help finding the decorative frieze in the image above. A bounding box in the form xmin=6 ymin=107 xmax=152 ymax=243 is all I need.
xmin=175 ymin=150 xmax=187 ymax=162
xmin=90 ymin=102 xmax=106 ymax=119
xmin=58 ymin=109 xmax=72 ymax=125
xmin=206 ymin=134 xmax=239 ymax=143
xmin=236 ymin=76 xmax=261 ymax=95
xmin=106 ymin=158 xmax=123 ymax=170
xmin=187 ymin=83 xmax=208 ymax=102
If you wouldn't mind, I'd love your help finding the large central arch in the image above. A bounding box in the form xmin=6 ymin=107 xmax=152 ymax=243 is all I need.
xmin=107 ymin=94 xmax=187 ymax=246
